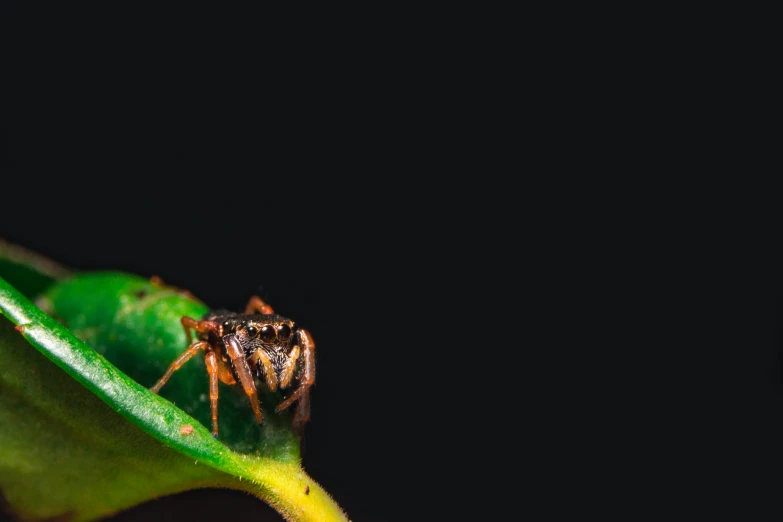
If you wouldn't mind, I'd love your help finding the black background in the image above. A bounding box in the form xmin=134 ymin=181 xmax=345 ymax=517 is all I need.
xmin=2 ymin=6 xmax=479 ymax=521
xmin=11 ymin=5 xmax=782 ymax=518
xmin=15 ymin=5 xmax=783 ymax=521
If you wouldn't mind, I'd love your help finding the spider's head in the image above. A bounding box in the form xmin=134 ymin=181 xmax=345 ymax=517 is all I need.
xmin=223 ymin=314 xmax=296 ymax=353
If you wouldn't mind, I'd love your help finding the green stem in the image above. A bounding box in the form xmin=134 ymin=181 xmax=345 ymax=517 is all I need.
xmin=219 ymin=460 xmax=348 ymax=522
xmin=0 ymin=238 xmax=73 ymax=280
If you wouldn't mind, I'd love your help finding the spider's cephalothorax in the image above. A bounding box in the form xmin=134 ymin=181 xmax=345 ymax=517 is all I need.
xmin=206 ymin=312 xmax=306 ymax=392
xmin=150 ymin=294 xmax=315 ymax=438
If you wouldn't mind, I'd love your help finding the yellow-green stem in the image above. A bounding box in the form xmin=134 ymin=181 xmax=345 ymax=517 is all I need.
xmin=217 ymin=459 xmax=348 ymax=522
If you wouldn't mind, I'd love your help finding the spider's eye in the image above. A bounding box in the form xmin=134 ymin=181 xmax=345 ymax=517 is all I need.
xmin=260 ymin=325 xmax=276 ymax=342
xmin=277 ymin=324 xmax=291 ymax=341
xmin=246 ymin=325 xmax=257 ymax=337
xmin=223 ymin=321 xmax=231 ymax=331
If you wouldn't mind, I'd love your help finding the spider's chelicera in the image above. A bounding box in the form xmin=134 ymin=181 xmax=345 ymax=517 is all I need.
xmin=150 ymin=295 xmax=315 ymax=438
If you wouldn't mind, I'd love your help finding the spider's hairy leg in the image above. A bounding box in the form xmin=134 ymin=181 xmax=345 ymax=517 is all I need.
xmin=205 ymin=347 xmax=221 ymax=436
xmin=214 ymin=347 xmax=236 ymax=385
xmin=181 ymin=316 xmax=220 ymax=344
xmin=224 ymin=334 xmax=264 ymax=425
xmin=151 ymin=340 xmax=210 ymax=393
xmin=149 ymin=275 xmax=197 ymax=299
xmin=276 ymin=328 xmax=315 ymax=432
xmin=294 ymin=391 xmax=310 ymax=435
xmin=244 ymin=295 xmax=274 ymax=315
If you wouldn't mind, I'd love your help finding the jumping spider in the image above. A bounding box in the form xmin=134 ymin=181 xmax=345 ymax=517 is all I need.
xmin=150 ymin=295 xmax=315 ymax=437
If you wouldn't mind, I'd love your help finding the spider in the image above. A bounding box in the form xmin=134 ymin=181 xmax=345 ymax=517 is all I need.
xmin=150 ymin=295 xmax=315 ymax=438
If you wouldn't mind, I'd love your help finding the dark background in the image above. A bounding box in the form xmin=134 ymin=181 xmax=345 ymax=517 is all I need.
xmin=16 ymin=5 xmax=778 ymax=521
xmin=10 ymin=6 xmax=782 ymax=518
xmin=2 ymin=6 xmax=479 ymax=521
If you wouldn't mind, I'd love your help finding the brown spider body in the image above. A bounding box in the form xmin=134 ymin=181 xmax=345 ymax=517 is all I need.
xmin=150 ymin=293 xmax=315 ymax=438
xmin=203 ymin=311 xmax=307 ymax=391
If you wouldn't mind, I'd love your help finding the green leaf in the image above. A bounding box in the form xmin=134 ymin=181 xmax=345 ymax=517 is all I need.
xmin=38 ymin=272 xmax=300 ymax=458
xmin=0 ymin=250 xmax=347 ymax=521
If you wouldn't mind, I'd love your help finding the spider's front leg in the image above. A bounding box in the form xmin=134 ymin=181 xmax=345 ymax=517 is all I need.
xmin=276 ymin=328 xmax=315 ymax=433
xmin=223 ymin=334 xmax=264 ymax=425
